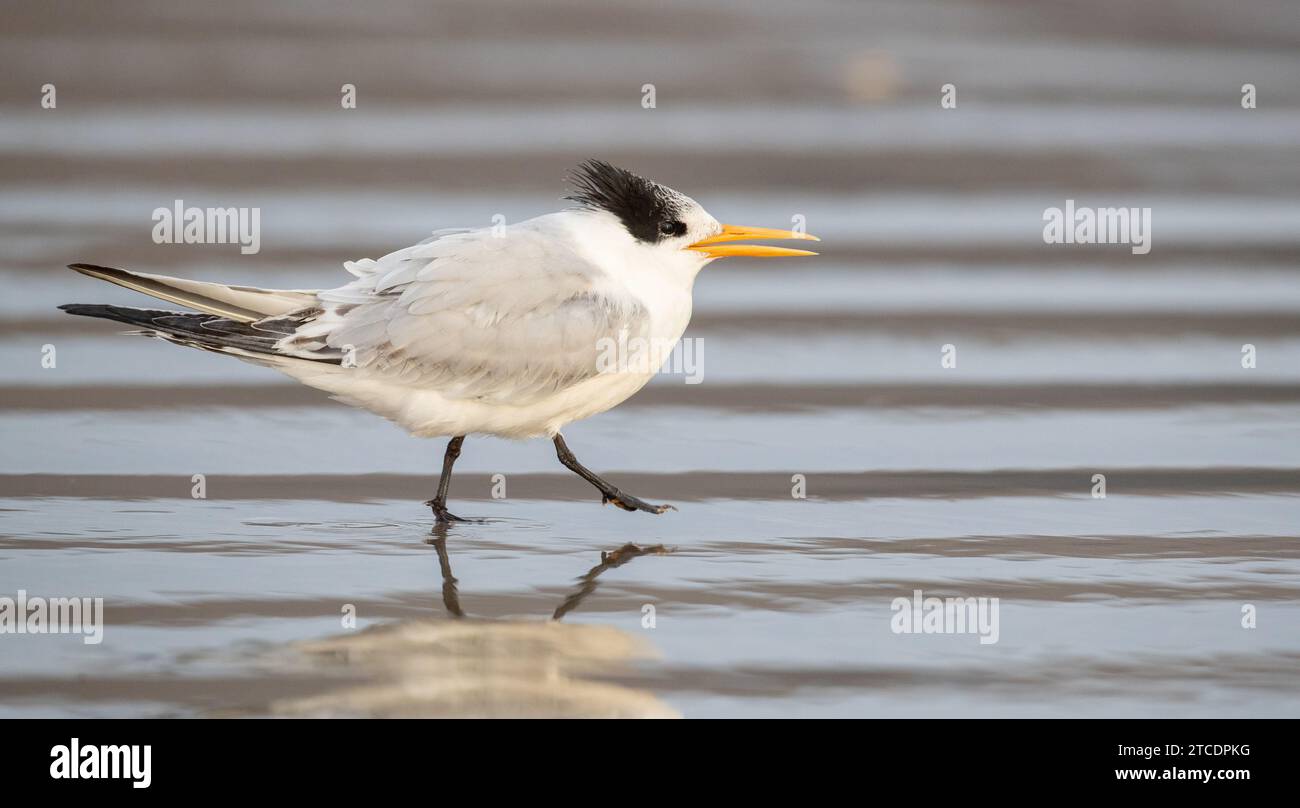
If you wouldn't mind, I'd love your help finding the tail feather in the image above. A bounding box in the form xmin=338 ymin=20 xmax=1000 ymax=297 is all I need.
xmin=67 ymin=263 xmax=316 ymax=322
xmin=58 ymin=303 xmax=338 ymax=364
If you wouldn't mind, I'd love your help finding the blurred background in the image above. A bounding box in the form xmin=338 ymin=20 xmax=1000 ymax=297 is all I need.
xmin=1 ymin=0 xmax=1298 ymax=718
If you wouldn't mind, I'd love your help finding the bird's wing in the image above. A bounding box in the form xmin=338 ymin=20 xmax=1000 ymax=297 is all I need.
xmin=280 ymin=223 xmax=652 ymax=405
xmin=66 ymin=263 xmax=318 ymax=321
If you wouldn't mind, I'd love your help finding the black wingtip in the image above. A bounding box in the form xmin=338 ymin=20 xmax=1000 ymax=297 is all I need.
xmin=59 ymin=303 xmax=110 ymax=317
xmin=57 ymin=303 xmax=150 ymax=324
xmin=68 ymin=262 xmax=120 ymax=275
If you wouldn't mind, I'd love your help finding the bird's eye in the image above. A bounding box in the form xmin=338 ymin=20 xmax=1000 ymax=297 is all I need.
xmin=659 ymin=220 xmax=687 ymax=237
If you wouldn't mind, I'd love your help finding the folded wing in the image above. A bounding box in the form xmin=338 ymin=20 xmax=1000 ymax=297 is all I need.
xmin=281 ymin=222 xmax=651 ymax=405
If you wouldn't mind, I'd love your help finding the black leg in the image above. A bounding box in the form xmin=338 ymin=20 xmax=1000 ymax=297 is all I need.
xmin=552 ymin=433 xmax=675 ymax=514
xmin=425 ymin=435 xmax=466 ymax=522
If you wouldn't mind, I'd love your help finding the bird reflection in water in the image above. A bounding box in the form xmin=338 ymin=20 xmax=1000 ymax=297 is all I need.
xmin=269 ymin=526 xmax=676 ymax=718
xmin=427 ymin=525 xmax=670 ymax=621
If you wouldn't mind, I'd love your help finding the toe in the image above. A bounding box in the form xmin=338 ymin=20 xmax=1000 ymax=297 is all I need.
xmin=432 ymin=507 xmax=466 ymax=523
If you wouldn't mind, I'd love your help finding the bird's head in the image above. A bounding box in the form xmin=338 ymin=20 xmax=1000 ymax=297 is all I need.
xmin=565 ymin=160 xmax=818 ymax=274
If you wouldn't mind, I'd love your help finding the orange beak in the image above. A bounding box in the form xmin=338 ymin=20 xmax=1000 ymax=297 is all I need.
xmin=688 ymin=224 xmax=820 ymax=259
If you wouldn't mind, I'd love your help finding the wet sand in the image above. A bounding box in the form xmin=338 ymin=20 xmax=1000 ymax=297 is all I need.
xmin=2 ymin=0 xmax=1299 ymax=717
xmin=3 ymin=467 xmax=1298 ymax=501
xmin=8 ymin=381 xmax=1300 ymax=412
xmin=3 ymin=494 xmax=1298 ymax=717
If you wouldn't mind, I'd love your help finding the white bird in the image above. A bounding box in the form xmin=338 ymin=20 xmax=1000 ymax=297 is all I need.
xmin=60 ymin=160 xmax=818 ymax=521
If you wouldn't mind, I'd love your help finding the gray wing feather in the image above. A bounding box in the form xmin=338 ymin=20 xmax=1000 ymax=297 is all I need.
xmin=281 ymin=225 xmax=650 ymax=404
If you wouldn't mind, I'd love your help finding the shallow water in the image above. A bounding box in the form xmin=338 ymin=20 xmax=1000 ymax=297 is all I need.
xmin=2 ymin=495 xmax=1299 ymax=718
xmin=2 ymin=0 xmax=1299 ymax=718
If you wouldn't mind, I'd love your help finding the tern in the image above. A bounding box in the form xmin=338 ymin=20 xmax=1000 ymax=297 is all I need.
xmin=60 ymin=160 xmax=818 ymax=521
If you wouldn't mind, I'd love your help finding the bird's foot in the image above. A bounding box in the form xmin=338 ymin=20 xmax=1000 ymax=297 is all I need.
xmin=425 ymin=499 xmax=468 ymax=523
xmin=601 ymin=491 xmax=676 ymax=514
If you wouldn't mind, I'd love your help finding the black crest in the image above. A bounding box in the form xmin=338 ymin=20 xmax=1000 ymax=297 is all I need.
xmin=566 ymin=159 xmax=686 ymax=243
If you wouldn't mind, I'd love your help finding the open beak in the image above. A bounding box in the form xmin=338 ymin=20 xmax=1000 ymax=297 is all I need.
xmin=688 ymin=224 xmax=820 ymax=259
